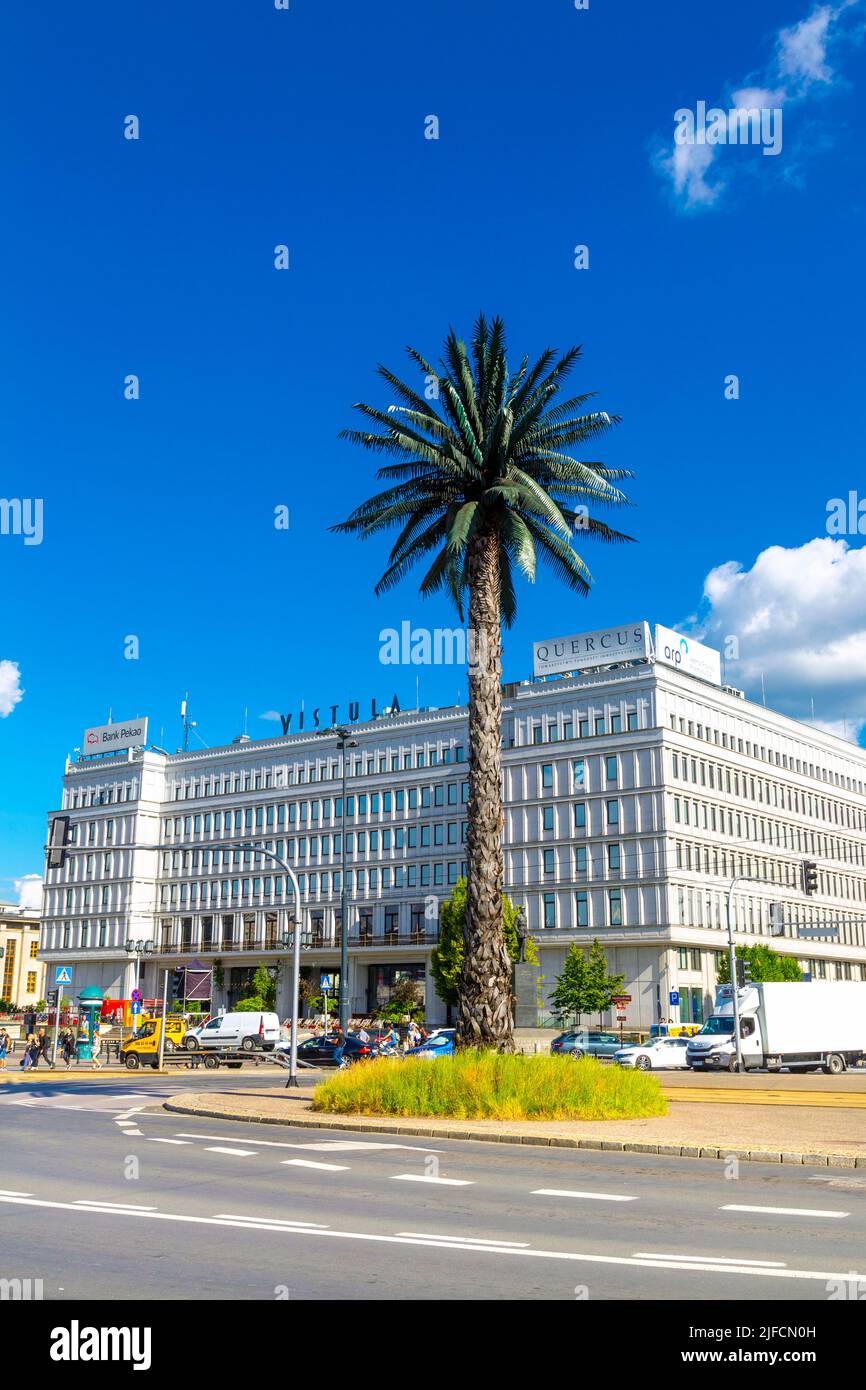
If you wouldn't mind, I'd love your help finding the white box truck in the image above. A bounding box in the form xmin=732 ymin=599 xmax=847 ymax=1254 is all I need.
xmin=685 ymin=981 xmax=866 ymax=1074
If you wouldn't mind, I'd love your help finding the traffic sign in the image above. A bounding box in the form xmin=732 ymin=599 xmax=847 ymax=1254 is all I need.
xmin=611 ymin=994 xmax=632 ymax=1004
xmin=131 ymin=1001 xmax=142 ymax=1015
xmin=616 ymin=1012 xmax=626 ymax=1022
xmin=55 ymin=966 xmax=73 ymax=986
xmin=669 ymin=990 xmax=680 ymax=1006
xmin=321 ymin=974 xmax=334 ymax=990
xmin=797 ymin=927 xmax=840 ymax=940
xmin=131 ymin=989 xmax=142 ymax=1003
xmin=47 ymin=989 xmax=58 ymax=1006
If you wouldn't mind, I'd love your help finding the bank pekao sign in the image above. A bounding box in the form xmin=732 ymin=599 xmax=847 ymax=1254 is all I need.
xmin=533 ymin=622 xmax=650 ymax=678
xmin=82 ymin=718 xmax=148 ymax=755
xmin=653 ymin=625 xmax=721 ymax=686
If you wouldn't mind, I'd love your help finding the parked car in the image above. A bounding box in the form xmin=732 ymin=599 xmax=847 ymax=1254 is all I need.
xmin=287 ymin=1033 xmax=374 ymax=1067
xmin=614 ymin=1036 xmax=691 ymax=1071
xmin=183 ymin=1011 xmax=281 ymax=1052
xmin=550 ymin=1030 xmax=621 ymax=1059
xmin=404 ymin=1029 xmax=455 ymax=1059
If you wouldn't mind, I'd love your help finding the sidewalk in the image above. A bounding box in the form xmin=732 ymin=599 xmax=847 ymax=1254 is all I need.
xmin=163 ymin=1085 xmax=866 ymax=1167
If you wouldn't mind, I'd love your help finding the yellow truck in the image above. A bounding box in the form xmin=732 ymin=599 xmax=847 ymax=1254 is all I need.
xmin=121 ymin=1016 xmax=187 ymax=1069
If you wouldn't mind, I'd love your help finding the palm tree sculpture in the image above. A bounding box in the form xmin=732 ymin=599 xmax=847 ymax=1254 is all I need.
xmin=333 ymin=316 xmax=634 ymax=1050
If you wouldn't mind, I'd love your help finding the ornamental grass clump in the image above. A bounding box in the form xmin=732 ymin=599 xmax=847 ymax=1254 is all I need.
xmin=312 ymin=1051 xmax=665 ymax=1122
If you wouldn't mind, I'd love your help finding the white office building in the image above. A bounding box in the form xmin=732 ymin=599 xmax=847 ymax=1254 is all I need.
xmin=39 ymin=622 xmax=866 ymax=1028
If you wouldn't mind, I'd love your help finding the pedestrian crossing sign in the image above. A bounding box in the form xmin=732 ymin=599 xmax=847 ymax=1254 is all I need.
xmin=55 ymin=966 xmax=73 ymax=985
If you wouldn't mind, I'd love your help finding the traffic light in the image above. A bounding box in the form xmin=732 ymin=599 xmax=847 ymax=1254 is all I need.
xmin=800 ymin=860 xmax=819 ymax=896
xmin=46 ymin=815 xmax=71 ymax=870
xmin=769 ymin=902 xmax=785 ymax=936
xmin=736 ymin=957 xmax=752 ymax=989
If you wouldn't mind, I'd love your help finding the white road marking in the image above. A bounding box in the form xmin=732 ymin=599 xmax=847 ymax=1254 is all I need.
xmin=635 ymin=1252 xmax=786 ymax=1268
xmin=391 ymin=1174 xmax=473 ymax=1187
xmin=121 ymin=1130 xmax=144 ymax=1137
xmin=204 ymin=1146 xmax=257 ymax=1157
xmin=0 ymin=1189 xmax=32 ymax=1197
xmin=174 ymin=1132 xmax=440 ymax=1153
xmin=282 ymin=1159 xmax=350 ymax=1172
xmin=75 ymin=1201 xmax=157 ymax=1211
xmin=147 ymin=1138 xmax=192 ymax=1146
xmin=0 ymin=1192 xmax=858 ymax=1284
xmin=532 ymin=1189 xmax=638 ymax=1202
xmin=397 ymin=1232 xmax=529 ymax=1248
xmin=721 ymin=1204 xmax=849 ymax=1219
xmin=215 ymin=1214 xmax=330 ymax=1228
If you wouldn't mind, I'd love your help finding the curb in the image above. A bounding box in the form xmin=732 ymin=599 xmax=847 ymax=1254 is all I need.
xmin=161 ymin=1099 xmax=866 ymax=1168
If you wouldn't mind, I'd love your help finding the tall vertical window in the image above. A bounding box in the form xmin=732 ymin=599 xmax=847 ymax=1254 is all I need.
xmin=576 ymin=891 xmax=588 ymax=928
xmin=574 ymin=802 xmax=587 ymax=830
xmin=606 ymin=800 xmax=619 ymax=826
xmin=541 ymin=764 xmax=553 ymax=790
xmin=605 ymin=755 xmax=617 ymax=782
xmin=573 ymin=759 xmax=585 ymax=789
xmin=608 ymin=888 xmax=622 ymax=926
xmin=543 ymin=893 xmax=556 ymax=928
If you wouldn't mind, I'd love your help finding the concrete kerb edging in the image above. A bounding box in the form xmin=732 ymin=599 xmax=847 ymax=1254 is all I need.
xmin=160 ymin=1099 xmax=866 ymax=1168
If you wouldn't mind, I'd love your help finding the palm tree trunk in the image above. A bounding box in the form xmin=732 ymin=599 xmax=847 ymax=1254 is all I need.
xmin=456 ymin=526 xmax=515 ymax=1052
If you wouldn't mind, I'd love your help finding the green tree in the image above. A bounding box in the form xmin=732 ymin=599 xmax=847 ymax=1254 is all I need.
xmin=431 ymin=877 xmax=539 ymax=1011
xmin=334 ymin=316 xmax=633 ymax=1049
xmin=716 ymin=944 xmax=802 ymax=985
xmin=584 ymin=938 xmax=625 ymax=1024
xmin=549 ymin=944 xmax=589 ymax=1026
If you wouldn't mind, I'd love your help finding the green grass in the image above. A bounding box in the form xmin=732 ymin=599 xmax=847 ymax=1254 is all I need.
xmin=311 ymin=1051 xmax=667 ymax=1122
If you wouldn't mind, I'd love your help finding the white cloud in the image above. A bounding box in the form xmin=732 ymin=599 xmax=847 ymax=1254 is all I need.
xmin=259 ymin=710 xmax=282 ymax=722
xmin=659 ymin=142 xmax=722 ymax=210
xmin=14 ymin=875 xmax=43 ymax=912
xmin=777 ymin=5 xmax=836 ymax=84
xmin=657 ymin=1 xmax=862 ymax=212
xmin=0 ymin=660 xmax=23 ymax=717
xmin=692 ymin=537 xmax=866 ymax=739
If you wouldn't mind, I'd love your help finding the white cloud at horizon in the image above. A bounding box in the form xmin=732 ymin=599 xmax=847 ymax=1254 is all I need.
xmin=0 ymin=660 xmax=23 ymax=717
xmin=14 ymin=875 xmax=43 ymax=912
xmin=688 ymin=536 xmax=866 ymax=741
xmin=657 ymin=1 xmax=863 ymax=211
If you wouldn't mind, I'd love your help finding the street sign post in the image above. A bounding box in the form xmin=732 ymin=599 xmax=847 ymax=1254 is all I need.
xmin=52 ymin=967 xmax=73 ymax=1064
xmin=797 ymin=927 xmax=840 ymax=940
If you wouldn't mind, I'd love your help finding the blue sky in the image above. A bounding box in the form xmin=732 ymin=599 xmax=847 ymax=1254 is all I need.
xmin=2 ymin=0 xmax=866 ymax=898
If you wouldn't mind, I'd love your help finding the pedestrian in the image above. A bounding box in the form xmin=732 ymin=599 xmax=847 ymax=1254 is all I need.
xmin=331 ymin=1023 xmax=345 ymax=1068
xmin=0 ymin=1029 xmax=8 ymax=1069
xmin=61 ymin=1029 xmax=75 ymax=1068
xmin=91 ymin=1029 xmax=102 ymax=1071
xmin=37 ymin=1027 xmax=54 ymax=1070
xmin=356 ymin=1025 xmax=370 ymax=1046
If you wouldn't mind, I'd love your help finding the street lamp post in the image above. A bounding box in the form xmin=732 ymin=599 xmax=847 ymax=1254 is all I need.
xmin=316 ymin=727 xmax=358 ymax=1035
xmin=236 ymin=842 xmax=305 ymax=1087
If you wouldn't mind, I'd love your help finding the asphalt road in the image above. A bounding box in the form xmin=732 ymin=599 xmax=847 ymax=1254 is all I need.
xmin=2 ymin=1074 xmax=865 ymax=1301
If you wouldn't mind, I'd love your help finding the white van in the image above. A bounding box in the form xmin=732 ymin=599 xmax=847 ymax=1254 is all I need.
xmin=183 ymin=1011 xmax=280 ymax=1053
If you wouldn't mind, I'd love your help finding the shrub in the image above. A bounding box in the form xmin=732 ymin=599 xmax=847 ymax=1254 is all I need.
xmin=235 ymin=996 xmax=266 ymax=1013
xmin=312 ymin=1051 xmax=666 ymax=1122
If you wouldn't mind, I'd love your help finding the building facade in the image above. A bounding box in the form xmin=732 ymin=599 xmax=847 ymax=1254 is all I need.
xmin=39 ymin=624 xmax=866 ymax=1028
xmin=1 ymin=900 xmax=46 ymax=1009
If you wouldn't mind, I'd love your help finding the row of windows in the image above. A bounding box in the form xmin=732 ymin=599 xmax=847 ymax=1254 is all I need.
xmin=671 ymin=796 xmax=866 ymax=878
xmin=161 ymin=784 xmax=470 ymax=840
xmin=524 ymin=710 xmax=640 ymax=744
xmin=671 ymin=751 xmax=866 ymax=830
xmin=169 ymin=744 xmax=467 ymax=801
xmin=668 ymin=710 xmax=866 ymax=795
xmin=157 ymin=861 xmax=469 ymax=907
xmin=161 ymin=822 xmax=469 ymax=874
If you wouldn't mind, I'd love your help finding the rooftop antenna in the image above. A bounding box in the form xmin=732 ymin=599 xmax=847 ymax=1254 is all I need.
xmin=107 ymin=707 xmax=113 ymax=724
xmin=760 ymin=672 xmax=766 ymax=707
xmin=243 ymin=706 xmax=248 ymax=737
xmin=810 ymin=696 xmax=815 ymax=722
xmin=416 ymin=675 xmax=420 ymax=710
xmin=181 ymin=693 xmax=197 ymax=752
